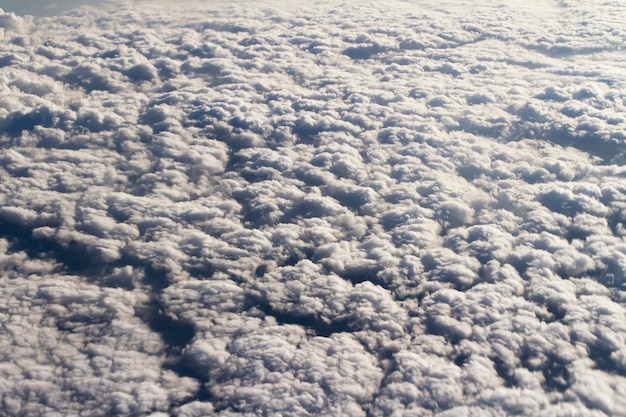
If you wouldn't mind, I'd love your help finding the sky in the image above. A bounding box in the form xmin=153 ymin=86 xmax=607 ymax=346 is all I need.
xmin=0 ymin=0 xmax=117 ymax=16
xmin=1 ymin=0 xmax=626 ymax=416
xmin=0 ymin=0 xmax=569 ymax=17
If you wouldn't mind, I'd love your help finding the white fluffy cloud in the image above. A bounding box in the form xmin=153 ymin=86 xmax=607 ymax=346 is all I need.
xmin=1 ymin=0 xmax=626 ymax=416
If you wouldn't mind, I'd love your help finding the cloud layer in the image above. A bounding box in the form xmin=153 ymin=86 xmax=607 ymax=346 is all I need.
xmin=1 ymin=1 xmax=626 ymax=415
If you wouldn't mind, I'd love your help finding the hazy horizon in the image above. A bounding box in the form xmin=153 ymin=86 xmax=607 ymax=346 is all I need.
xmin=1 ymin=0 xmax=119 ymax=16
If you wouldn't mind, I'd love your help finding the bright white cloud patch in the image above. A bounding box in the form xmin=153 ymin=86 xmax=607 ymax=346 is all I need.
xmin=1 ymin=0 xmax=626 ymax=415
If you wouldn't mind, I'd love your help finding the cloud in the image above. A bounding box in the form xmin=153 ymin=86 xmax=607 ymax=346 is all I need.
xmin=1 ymin=0 xmax=626 ymax=416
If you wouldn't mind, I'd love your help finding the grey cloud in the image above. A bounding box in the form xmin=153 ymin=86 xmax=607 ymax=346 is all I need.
xmin=1 ymin=1 xmax=626 ymax=416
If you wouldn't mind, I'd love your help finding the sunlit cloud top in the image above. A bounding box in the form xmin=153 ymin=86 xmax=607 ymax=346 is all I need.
xmin=1 ymin=1 xmax=626 ymax=416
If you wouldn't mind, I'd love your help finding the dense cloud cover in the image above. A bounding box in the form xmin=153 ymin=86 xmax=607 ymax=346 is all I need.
xmin=1 ymin=0 xmax=626 ymax=415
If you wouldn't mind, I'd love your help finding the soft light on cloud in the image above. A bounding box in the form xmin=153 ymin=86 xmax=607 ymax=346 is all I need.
xmin=1 ymin=0 xmax=626 ymax=415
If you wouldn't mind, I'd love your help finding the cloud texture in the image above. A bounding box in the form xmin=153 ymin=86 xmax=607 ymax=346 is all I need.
xmin=1 ymin=0 xmax=626 ymax=415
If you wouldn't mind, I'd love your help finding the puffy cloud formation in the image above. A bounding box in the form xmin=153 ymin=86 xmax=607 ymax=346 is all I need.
xmin=1 ymin=0 xmax=626 ymax=415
